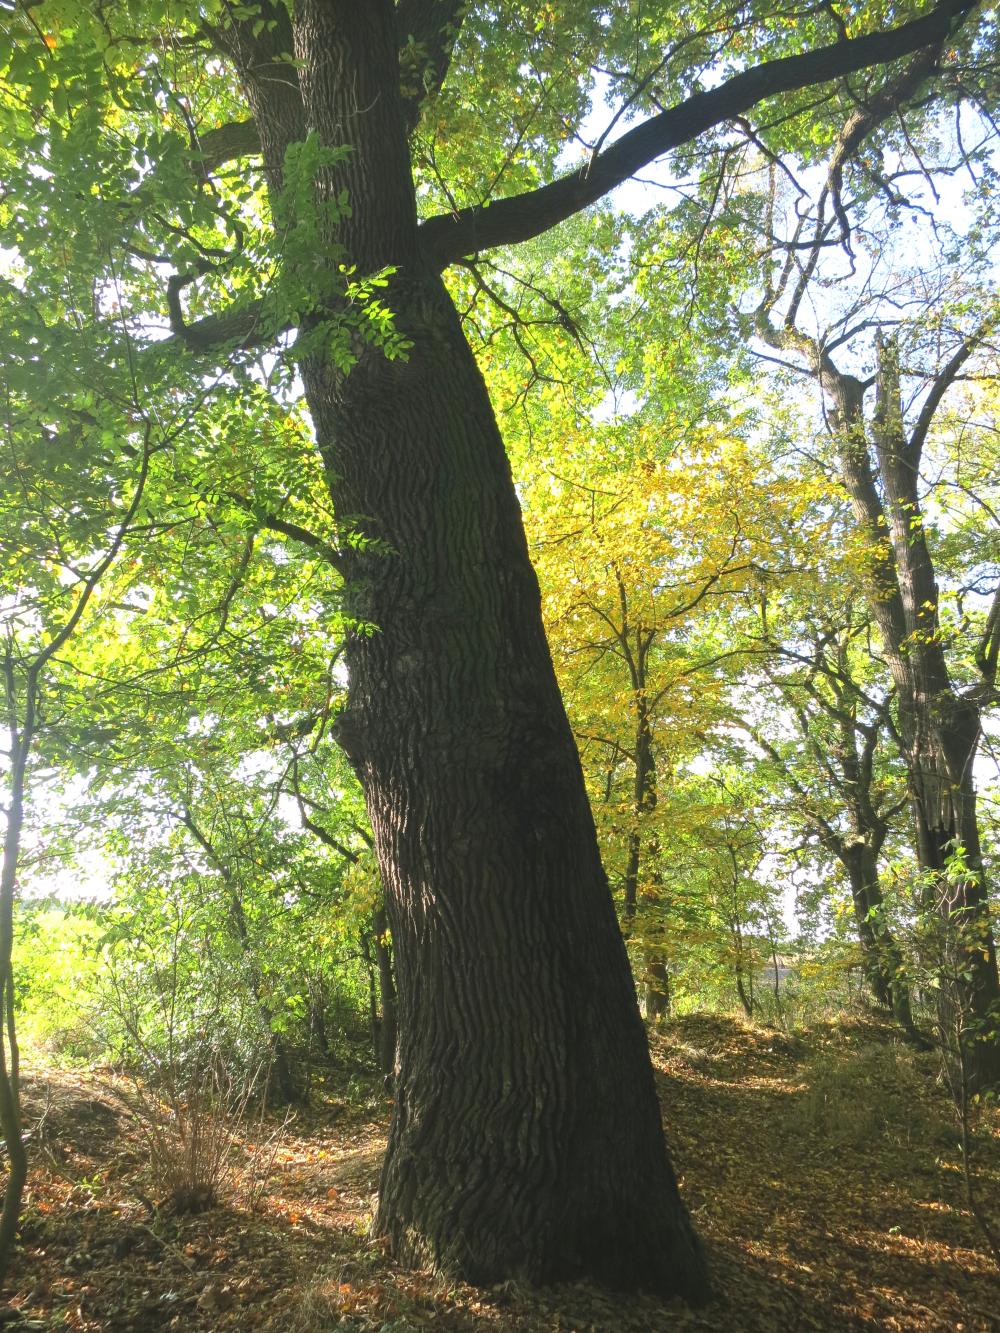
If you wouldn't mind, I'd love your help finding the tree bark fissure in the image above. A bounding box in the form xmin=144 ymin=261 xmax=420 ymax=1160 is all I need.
xmin=312 ymin=275 xmax=704 ymax=1290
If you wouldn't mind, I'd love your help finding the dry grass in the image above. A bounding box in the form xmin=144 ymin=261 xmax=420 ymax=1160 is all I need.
xmin=105 ymin=1058 xmax=282 ymax=1215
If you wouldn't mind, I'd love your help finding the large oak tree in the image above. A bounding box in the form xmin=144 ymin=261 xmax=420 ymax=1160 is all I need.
xmin=0 ymin=0 xmax=986 ymax=1297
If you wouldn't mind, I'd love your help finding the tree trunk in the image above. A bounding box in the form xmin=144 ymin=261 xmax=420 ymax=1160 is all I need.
xmin=825 ymin=342 xmax=1000 ymax=1090
xmin=759 ymin=292 xmax=1000 ymax=1090
xmin=306 ymin=972 xmax=330 ymax=1059
xmin=372 ymin=906 xmax=397 ymax=1084
xmin=318 ymin=272 xmax=703 ymax=1293
xmin=361 ymin=929 xmax=380 ymax=1062
xmin=842 ymin=844 xmax=916 ymax=1034
xmin=0 ymin=680 xmax=31 ymax=1282
xmin=623 ymin=687 xmax=673 ymax=1016
xmin=230 ymin=0 xmax=707 ymax=1297
xmin=734 ymin=968 xmax=754 ymax=1019
xmin=729 ymin=915 xmax=754 ymax=1018
xmin=622 ymin=691 xmax=657 ymax=924
xmin=645 ymin=961 xmax=671 ymax=1020
xmin=905 ymin=724 xmax=998 ymax=1072
xmin=870 ymin=340 xmax=998 ymax=1085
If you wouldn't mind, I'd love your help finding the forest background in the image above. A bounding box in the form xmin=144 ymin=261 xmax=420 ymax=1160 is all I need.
xmin=1 ymin=0 xmax=1000 ymax=1326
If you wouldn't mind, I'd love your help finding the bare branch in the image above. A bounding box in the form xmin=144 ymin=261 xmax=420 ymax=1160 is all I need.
xmin=908 ymin=317 xmax=997 ymax=465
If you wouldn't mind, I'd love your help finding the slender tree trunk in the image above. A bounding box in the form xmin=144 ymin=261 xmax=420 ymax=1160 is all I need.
xmin=226 ymin=1 xmax=707 ymax=1296
xmin=623 ymin=693 xmax=657 ymax=926
xmin=826 ymin=344 xmax=1000 ymax=1090
xmin=730 ymin=919 xmax=754 ymax=1018
xmin=734 ymin=969 xmax=754 ymax=1019
xmin=306 ymin=972 xmax=331 ymax=1059
xmin=623 ymin=689 xmax=672 ymax=1014
xmin=871 ymin=341 xmax=998 ymax=1085
xmin=372 ymin=907 xmax=397 ymax=1084
xmin=842 ymin=844 xmax=916 ymax=1034
xmin=0 ymin=704 xmax=29 ymax=1283
xmin=765 ymin=911 xmax=785 ymax=1026
xmin=623 ymin=832 xmax=641 ymax=925
xmin=181 ymin=812 xmax=300 ymax=1105
xmin=360 ymin=929 xmax=380 ymax=1061
xmin=229 ymin=894 xmax=299 ymax=1105
xmin=645 ymin=960 xmax=671 ymax=1020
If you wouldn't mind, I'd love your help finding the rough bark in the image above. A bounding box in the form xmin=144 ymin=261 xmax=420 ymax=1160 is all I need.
xmin=220 ymin=0 xmax=707 ymax=1297
xmin=317 ymin=258 xmax=705 ymax=1295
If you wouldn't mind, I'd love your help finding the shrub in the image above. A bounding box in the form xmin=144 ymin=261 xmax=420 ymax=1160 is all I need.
xmin=110 ymin=1054 xmax=282 ymax=1214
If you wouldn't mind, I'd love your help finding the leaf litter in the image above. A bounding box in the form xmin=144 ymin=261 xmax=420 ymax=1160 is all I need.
xmin=4 ymin=1015 xmax=998 ymax=1331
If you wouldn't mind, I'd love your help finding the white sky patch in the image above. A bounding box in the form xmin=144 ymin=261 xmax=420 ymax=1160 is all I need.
xmin=21 ymin=844 xmax=114 ymax=903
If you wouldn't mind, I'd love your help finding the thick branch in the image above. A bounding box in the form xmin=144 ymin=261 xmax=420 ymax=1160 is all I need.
xmin=826 ymin=42 xmax=943 ymax=255
xmin=254 ymin=512 xmax=346 ymax=577
xmin=192 ymin=119 xmax=261 ymax=175
xmin=162 ymin=298 xmax=268 ymax=352
xmin=975 ymin=582 xmax=1000 ymax=687
xmin=908 ymin=317 xmax=996 ymax=464
xmin=395 ymin=0 xmax=467 ymax=134
xmin=418 ymin=0 xmax=979 ymax=269
xmin=195 ymin=1 xmax=465 ymax=167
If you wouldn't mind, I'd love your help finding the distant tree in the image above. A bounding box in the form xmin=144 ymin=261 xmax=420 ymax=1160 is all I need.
xmin=751 ymin=65 xmax=1000 ymax=1085
xmin=741 ymin=609 xmax=919 ymax=1035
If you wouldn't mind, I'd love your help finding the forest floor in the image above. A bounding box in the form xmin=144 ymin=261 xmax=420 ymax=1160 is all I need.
xmin=5 ymin=1014 xmax=999 ymax=1331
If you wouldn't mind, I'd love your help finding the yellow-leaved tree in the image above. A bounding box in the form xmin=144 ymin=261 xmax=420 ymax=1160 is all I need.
xmin=524 ymin=420 xmax=836 ymax=1011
